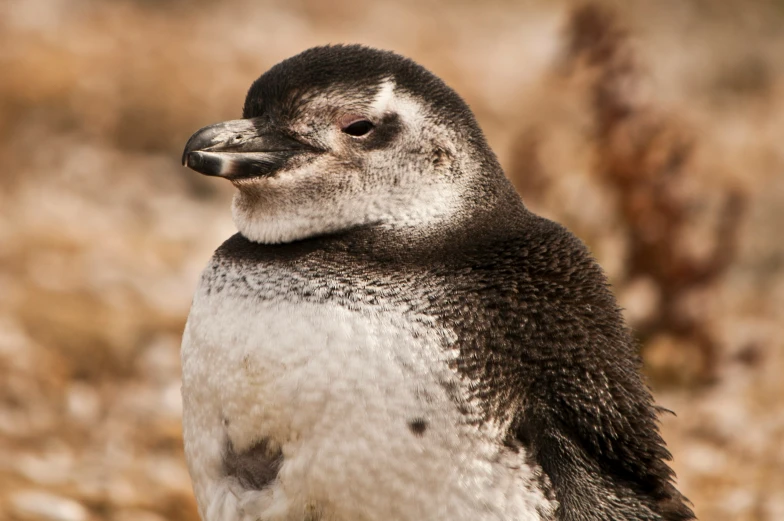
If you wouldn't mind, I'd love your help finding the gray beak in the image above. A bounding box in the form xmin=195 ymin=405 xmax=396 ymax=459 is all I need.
xmin=182 ymin=118 xmax=316 ymax=179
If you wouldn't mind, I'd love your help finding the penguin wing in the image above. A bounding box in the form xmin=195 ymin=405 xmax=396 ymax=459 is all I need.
xmin=513 ymin=222 xmax=693 ymax=521
xmin=458 ymin=216 xmax=694 ymax=521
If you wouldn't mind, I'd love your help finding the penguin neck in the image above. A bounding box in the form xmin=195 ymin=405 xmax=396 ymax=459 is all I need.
xmin=231 ymin=160 xmax=524 ymax=251
xmin=337 ymin=174 xmax=526 ymax=261
xmin=360 ymin=150 xmax=526 ymax=239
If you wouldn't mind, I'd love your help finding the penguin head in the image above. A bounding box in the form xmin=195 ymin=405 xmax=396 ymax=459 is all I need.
xmin=183 ymin=45 xmax=502 ymax=244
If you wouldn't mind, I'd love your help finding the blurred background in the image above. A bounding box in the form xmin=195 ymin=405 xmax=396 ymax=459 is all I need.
xmin=1 ymin=0 xmax=783 ymax=519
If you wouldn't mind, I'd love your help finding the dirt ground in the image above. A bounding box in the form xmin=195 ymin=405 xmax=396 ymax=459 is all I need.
xmin=1 ymin=1 xmax=783 ymax=520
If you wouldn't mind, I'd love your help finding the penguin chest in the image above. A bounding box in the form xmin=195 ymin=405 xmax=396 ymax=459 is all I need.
xmin=191 ymin=292 xmax=458 ymax=448
xmin=184 ymin=289 xmax=458 ymax=517
xmin=181 ymin=284 xmax=555 ymax=521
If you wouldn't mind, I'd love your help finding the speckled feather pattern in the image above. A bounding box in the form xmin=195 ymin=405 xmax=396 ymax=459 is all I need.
xmin=182 ymin=226 xmax=558 ymax=520
xmin=183 ymin=211 xmax=691 ymax=521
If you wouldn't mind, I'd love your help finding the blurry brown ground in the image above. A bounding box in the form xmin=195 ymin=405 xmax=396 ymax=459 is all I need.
xmin=1 ymin=1 xmax=783 ymax=520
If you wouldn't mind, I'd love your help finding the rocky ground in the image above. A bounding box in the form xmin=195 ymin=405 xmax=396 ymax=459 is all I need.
xmin=1 ymin=1 xmax=783 ymax=520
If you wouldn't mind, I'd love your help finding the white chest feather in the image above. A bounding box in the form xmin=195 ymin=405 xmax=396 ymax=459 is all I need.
xmin=181 ymin=271 xmax=555 ymax=521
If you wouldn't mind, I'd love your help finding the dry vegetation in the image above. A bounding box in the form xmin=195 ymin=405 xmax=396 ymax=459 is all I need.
xmin=1 ymin=1 xmax=783 ymax=520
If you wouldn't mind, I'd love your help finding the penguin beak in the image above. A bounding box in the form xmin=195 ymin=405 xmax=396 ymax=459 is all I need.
xmin=182 ymin=118 xmax=316 ymax=179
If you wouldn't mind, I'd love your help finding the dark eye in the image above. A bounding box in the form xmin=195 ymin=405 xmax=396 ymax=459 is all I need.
xmin=341 ymin=120 xmax=374 ymax=137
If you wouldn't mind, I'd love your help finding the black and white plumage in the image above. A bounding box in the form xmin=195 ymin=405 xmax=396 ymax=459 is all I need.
xmin=180 ymin=45 xmax=694 ymax=521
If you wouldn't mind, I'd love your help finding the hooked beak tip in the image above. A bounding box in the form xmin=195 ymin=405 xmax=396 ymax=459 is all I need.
xmin=181 ymin=118 xmax=317 ymax=179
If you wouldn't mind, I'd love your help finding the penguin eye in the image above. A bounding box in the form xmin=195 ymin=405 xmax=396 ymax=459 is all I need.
xmin=341 ymin=120 xmax=375 ymax=137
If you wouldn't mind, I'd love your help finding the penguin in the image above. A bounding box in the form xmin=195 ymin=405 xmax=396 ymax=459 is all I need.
xmin=180 ymin=45 xmax=694 ymax=521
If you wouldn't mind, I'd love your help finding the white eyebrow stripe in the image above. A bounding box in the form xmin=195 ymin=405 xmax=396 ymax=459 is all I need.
xmin=369 ymin=79 xmax=425 ymax=128
xmin=370 ymin=79 xmax=396 ymax=113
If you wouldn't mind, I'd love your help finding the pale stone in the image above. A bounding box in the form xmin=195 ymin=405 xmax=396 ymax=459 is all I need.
xmin=11 ymin=491 xmax=89 ymax=521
